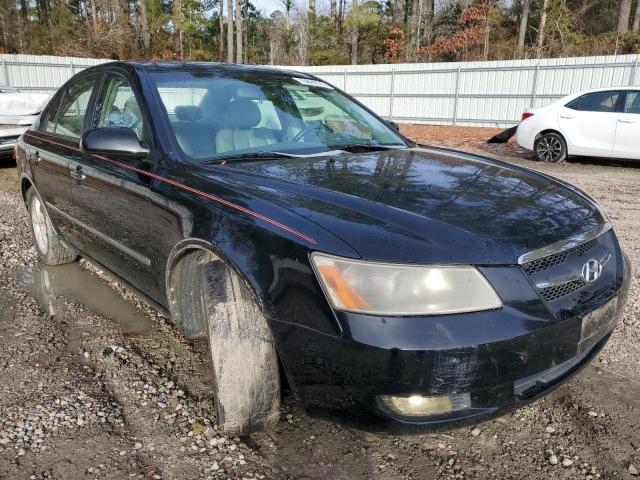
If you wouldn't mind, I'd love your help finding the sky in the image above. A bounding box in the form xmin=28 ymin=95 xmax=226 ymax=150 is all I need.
xmin=252 ymin=0 xmax=334 ymax=16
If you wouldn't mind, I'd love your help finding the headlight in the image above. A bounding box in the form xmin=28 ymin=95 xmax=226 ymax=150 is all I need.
xmin=311 ymin=253 xmax=502 ymax=316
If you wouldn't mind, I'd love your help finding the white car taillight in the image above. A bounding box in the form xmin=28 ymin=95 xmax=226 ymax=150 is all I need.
xmin=521 ymin=112 xmax=535 ymax=121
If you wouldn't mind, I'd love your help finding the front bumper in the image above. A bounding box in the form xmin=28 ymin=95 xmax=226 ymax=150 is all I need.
xmin=273 ymin=259 xmax=630 ymax=433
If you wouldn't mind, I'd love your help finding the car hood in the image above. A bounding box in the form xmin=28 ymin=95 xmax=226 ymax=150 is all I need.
xmin=204 ymin=147 xmax=604 ymax=264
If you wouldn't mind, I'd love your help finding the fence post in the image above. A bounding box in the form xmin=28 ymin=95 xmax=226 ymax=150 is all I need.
xmin=452 ymin=66 xmax=461 ymax=126
xmin=1 ymin=59 xmax=8 ymax=87
xmin=68 ymin=62 xmax=75 ymax=79
xmin=388 ymin=67 xmax=395 ymax=121
xmin=530 ymin=63 xmax=540 ymax=108
xmin=630 ymin=58 xmax=639 ymax=85
xmin=343 ymin=69 xmax=348 ymax=91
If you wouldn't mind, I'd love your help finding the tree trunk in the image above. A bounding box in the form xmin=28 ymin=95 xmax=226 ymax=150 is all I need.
xmin=410 ymin=0 xmax=423 ymax=51
xmin=350 ymin=0 xmax=357 ymax=64
xmin=483 ymin=11 xmax=490 ymax=60
xmin=173 ymin=0 xmax=183 ymax=59
xmin=329 ymin=0 xmax=336 ymax=17
xmin=632 ymin=0 xmax=640 ymax=32
xmin=309 ymin=0 xmax=316 ymax=19
xmin=392 ymin=0 xmax=405 ymax=24
xmin=537 ymin=0 xmax=548 ymax=53
xmin=423 ymin=0 xmax=434 ymax=44
xmin=235 ymin=0 xmax=242 ymax=63
xmin=618 ymin=0 xmax=632 ymax=32
xmin=517 ymin=0 xmax=529 ymax=54
xmin=19 ymin=0 xmax=27 ymax=24
xmin=140 ymin=0 xmax=150 ymax=54
xmin=218 ymin=0 xmax=225 ymax=60
xmin=227 ymin=0 xmax=234 ymax=63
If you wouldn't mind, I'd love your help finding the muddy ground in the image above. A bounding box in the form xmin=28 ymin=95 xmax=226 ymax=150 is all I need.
xmin=0 ymin=126 xmax=639 ymax=480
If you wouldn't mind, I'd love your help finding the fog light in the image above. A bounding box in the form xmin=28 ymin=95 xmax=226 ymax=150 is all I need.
xmin=379 ymin=393 xmax=471 ymax=417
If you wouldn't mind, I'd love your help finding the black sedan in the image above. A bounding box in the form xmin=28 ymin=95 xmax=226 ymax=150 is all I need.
xmin=15 ymin=62 xmax=630 ymax=435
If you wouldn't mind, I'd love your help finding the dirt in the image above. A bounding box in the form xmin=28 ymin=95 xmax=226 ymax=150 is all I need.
xmin=0 ymin=126 xmax=639 ymax=479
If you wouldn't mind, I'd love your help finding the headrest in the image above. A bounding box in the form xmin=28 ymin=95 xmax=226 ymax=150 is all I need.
xmin=123 ymin=96 xmax=141 ymax=118
xmin=175 ymin=105 xmax=203 ymax=122
xmin=224 ymin=98 xmax=261 ymax=129
xmin=236 ymin=84 xmax=263 ymax=99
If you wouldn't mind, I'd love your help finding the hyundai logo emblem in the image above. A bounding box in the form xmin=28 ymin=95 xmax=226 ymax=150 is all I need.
xmin=581 ymin=259 xmax=603 ymax=283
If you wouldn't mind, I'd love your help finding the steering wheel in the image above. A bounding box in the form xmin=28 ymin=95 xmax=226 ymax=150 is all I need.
xmin=289 ymin=124 xmax=319 ymax=143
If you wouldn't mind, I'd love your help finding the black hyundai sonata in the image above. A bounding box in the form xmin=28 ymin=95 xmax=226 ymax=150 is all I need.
xmin=15 ymin=62 xmax=630 ymax=435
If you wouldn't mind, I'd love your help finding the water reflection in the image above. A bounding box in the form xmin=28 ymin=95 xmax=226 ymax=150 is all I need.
xmin=16 ymin=262 xmax=154 ymax=336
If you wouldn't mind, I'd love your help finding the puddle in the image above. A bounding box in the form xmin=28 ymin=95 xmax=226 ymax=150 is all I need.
xmin=15 ymin=262 xmax=155 ymax=337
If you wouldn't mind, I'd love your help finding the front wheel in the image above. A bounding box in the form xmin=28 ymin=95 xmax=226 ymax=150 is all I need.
xmin=27 ymin=189 xmax=77 ymax=265
xmin=202 ymin=259 xmax=280 ymax=436
xmin=534 ymin=132 xmax=567 ymax=163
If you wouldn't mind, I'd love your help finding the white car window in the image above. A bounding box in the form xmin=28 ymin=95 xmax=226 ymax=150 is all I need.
xmin=623 ymin=91 xmax=640 ymax=114
xmin=569 ymin=91 xmax=619 ymax=113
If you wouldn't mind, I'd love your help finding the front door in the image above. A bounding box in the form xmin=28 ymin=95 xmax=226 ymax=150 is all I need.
xmin=69 ymin=70 xmax=155 ymax=294
xmin=558 ymin=90 xmax=620 ymax=157
xmin=613 ymin=90 xmax=640 ymax=159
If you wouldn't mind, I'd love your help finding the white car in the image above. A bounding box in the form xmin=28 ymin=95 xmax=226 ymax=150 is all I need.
xmin=516 ymin=87 xmax=640 ymax=162
xmin=0 ymin=87 xmax=51 ymax=157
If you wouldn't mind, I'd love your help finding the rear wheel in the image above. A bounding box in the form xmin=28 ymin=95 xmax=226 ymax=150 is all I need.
xmin=534 ymin=132 xmax=567 ymax=163
xmin=171 ymin=251 xmax=281 ymax=436
xmin=27 ymin=189 xmax=77 ymax=265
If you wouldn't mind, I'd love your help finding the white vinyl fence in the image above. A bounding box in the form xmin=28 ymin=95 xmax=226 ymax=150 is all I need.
xmin=2 ymin=53 xmax=639 ymax=127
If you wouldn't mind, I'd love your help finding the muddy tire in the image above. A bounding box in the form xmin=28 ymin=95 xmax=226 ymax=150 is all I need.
xmin=202 ymin=259 xmax=280 ymax=436
xmin=534 ymin=132 xmax=567 ymax=163
xmin=26 ymin=189 xmax=77 ymax=266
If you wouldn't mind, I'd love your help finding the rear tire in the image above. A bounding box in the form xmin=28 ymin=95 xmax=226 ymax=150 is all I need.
xmin=26 ymin=189 xmax=77 ymax=266
xmin=201 ymin=258 xmax=280 ymax=436
xmin=534 ymin=132 xmax=567 ymax=163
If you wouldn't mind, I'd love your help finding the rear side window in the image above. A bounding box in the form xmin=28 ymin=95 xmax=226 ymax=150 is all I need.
xmin=567 ymin=91 xmax=620 ymax=113
xmin=623 ymin=91 xmax=640 ymax=114
xmin=52 ymin=75 xmax=99 ymax=139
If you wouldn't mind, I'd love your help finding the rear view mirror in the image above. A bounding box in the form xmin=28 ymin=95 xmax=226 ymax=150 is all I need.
xmin=82 ymin=127 xmax=148 ymax=157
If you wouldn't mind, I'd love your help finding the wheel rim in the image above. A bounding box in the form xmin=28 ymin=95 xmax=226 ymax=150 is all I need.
xmin=31 ymin=196 xmax=48 ymax=254
xmin=537 ymin=136 xmax=563 ymax=162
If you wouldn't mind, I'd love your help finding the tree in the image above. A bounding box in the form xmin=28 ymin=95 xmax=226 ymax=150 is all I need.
xmin=219 ymin=0 xmax=225 ymax=59
xmin=236 ymin=0 xmax=242 ymax=62
xmin=618 ymin=0 xmax=632 ymax=32
xmin=517 ymin=0 xmax=530 ymax=54
xmin=537 ymin=0 xmax=549 ymax=53
xmin=632 ymin=0 xmax=640 ymax=31
xmin=227 ymin=0 xmax=234 ymax=62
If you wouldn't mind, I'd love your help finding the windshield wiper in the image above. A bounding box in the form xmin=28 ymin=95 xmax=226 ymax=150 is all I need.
xmin=328 ymin=143 xmax=406 ymax=153
xmin=204 ymin=151 xmax=297 ymax=165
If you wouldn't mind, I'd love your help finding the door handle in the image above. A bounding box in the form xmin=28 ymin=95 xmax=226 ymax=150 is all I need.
xmin=618 ymin=118 xmax=636 ymax=123
xmin=70 ymin=166 xmax=86 ymax=184
xmin=559 ymin=114 xmax=575 ymax=119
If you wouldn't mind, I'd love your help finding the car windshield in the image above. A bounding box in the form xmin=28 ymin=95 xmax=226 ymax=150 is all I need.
xmin=149 ymin=69 xmax=407 ymax=161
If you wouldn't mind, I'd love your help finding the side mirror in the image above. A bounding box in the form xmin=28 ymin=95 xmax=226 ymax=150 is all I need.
xmin=82 ymin=127 xmax=148 ymax=157
xmin=387 ymin=121 xmax=400 ymax=132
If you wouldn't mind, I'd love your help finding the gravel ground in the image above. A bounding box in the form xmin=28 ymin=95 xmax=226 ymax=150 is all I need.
xmin=0 ymin=126 xmax=639 ymax=479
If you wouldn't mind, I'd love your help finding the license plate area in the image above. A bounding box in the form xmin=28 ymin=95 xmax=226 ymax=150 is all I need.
xmin=579 ymin=297 xmax=618 ymax=353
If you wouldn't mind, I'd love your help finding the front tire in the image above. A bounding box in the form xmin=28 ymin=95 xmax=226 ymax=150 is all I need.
xmin=534 ymin=132 xmax=567 ymax=163
xmin=202 ymin=259 xmax=280 ymax=436
xmin=26 ymin=189 xmax=77 ymax=265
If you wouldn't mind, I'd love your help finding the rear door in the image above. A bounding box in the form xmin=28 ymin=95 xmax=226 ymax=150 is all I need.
xmin=557 ymin=90 xmax=620 ymax=156
xmin=25 ymin=73 xmax=100 ymax=249
xmin=613 ymin=90 xmax=640 ymax=159
xmin=69 ymin=68 xmax=155 ymax=294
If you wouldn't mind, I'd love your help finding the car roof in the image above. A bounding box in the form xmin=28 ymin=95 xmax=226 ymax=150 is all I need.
xmin=86 ymin=61 xmax=317 ymax=81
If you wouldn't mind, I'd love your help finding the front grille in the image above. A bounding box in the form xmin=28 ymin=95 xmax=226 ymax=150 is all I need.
xmin=521 ymin=230 xmax=616 ymax=309
xmin=539 ymin=280 xmax=584 ymax=301
xmin=523 ymin=238 xmax=597 ymax=274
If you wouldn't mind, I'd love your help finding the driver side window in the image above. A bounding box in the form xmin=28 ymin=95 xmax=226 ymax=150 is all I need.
xmin=93 ymin=74 xmax=145 ymax=141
